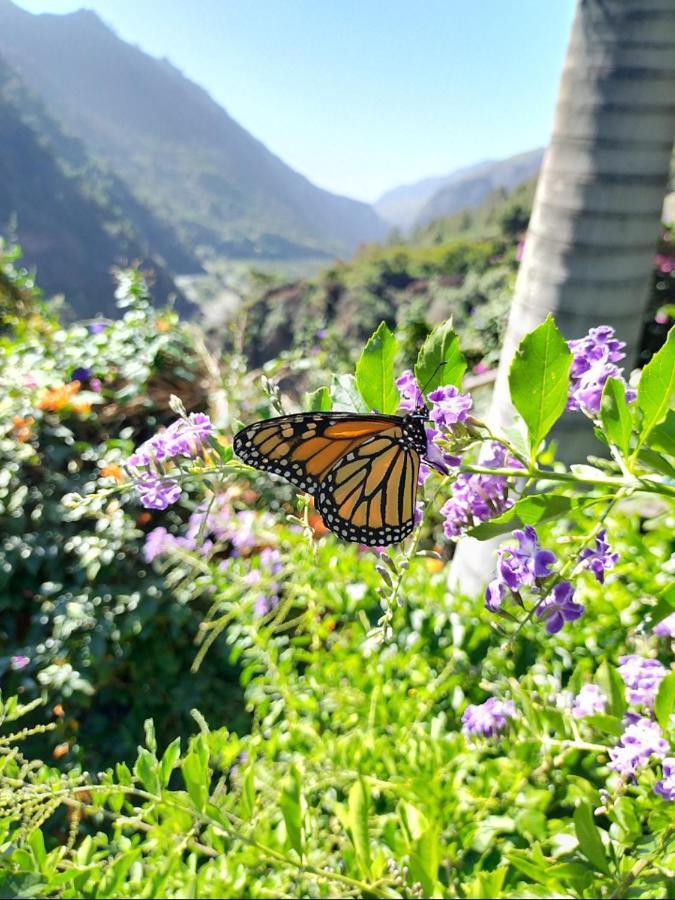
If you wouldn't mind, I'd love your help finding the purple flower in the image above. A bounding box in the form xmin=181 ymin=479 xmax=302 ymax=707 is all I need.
xmin=485 ymin=578 xmax=507 ymax=611
xmin=88 ymin=321 xmax=107 ymax=334
xmin=90 ymin=378 xmax=102 ymax=393
xmin=253 ymin=595 xmax=280 ymax=617
xmin=428 ymin=384 xmax=472 ymax=430
xmin=579 ymin=530 xmax=619 ymax=584
xmin=566 ymin=326 xmax=636 ymax=415
xmin=608 ymin=717 xmax=668 ymax=778
xmin=10 ymin=655 xmax=30 ymax=670
xmin=135 ymin=474 xmax=182 ymax=510
xmin=618 ymin=655 xmax=668 ymax=707
xmin=396 ymin=370 xmax=423 ymax=413
xmin=127 ymin=413 xmax=213 ymax=468
xmin=70 ymin=367 xmax=92 ymax=383
xmin=654 ymin=758 xmax=675 ymax=801
xmin=500 ymin=525 xmax=557 ymax=591
xmin=653 ymin=612 xmax=675 ymax=638
xmin=535 ymin=581 xmax=584 ymax=634
xmin=572 ymin=684 xmax=607 ymax=718
xmin=143 ymin=526 xmax=194 ymax=562
xmin=259 ymin=546 xmax=283 ymax=574
xmin=462 ymin=697 xmax=516 ymax=738
xmin=441 ymin=443 xmax=520 ymax=538
xmin=419 ymin=426 xmax=460 ymax=483
xmin=315 ymin=328 xmax=327 ymax=340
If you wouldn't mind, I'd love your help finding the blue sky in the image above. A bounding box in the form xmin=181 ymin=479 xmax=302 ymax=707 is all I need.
xmin=13 ymin=0 xmax=576 ymax=202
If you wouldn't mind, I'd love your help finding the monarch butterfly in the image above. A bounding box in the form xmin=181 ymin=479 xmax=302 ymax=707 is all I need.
xmin=233 ymin=408 xmax=429 ymax=546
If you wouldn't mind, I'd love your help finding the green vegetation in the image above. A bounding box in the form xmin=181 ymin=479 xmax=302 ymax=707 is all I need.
xmin=1 ymin=253 xmax=673 ymax=898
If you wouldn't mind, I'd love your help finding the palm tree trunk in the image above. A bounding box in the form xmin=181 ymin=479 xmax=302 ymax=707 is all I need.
xmin=450 ymin=0 xmax=675 ymax=595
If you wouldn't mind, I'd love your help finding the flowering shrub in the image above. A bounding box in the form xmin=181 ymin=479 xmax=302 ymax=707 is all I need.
xmin=1 ymin=259 xmax=673 ymax=897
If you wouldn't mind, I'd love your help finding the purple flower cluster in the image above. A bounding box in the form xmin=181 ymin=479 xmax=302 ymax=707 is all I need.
xmin=618 ymin=655 xmax=668 ymax=708
xmin=567 ymin=326 xmax=636 ymax=416
xmin=143 ymin=526 xmax=195 ymax=563
xmin=485 ymin=526 xmax=584 ymax=634
xmin=654 ymin=758 xmax=675 ymax=801
xmin=579 ymin=530 xmax=619 ymax=584
xmin=441 ymin=443 xmax=520 ymax=537
xmin=608 ymin=716 xmax=668 ymax=778
xmin=427 ymin=384 xmax=472 ymax=430
xmin=11 ymin=655 xmax=30 ymax=671
xmin=462 ymin=697 xmax=516 ymax=738
xmin=127 ymin=413 xmax=213 ymax=510
xmin=396 ymin=370 xmax=423 ymax=412
xmin=572 ymin=683 xmax=607 ymax=718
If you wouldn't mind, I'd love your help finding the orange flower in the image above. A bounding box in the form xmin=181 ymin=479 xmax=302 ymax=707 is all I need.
xmin=425 ymin=557 xmax=445 ymax=574
xmin=53 ymin=742 xmax=70 ymax=759
xmin=101 ymin=464 xmax=124 ymax=483
xmin=11 ymin=415 xmax=35 ymax=442
xmin=36 ymin=381 xmax=81 ymax=412
xmin=156 ymin=318 xmax=170 ymax=333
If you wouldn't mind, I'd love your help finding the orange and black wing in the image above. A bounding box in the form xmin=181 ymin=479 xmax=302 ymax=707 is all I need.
xmin=316 ymin=434 xmax=420 ymax=545
xmin=233 ymin=412 xmax=405 ymax=497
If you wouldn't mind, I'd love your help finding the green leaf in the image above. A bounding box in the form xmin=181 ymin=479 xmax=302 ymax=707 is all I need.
xmin=468 ymin=493 xmax=577 ymax=540
xmin=280 ymin=769 xmax=304 ymax=857
xmin=583 ymin=714 xmax=623 ymax=738
xmin=409 ymin=826 xmax=440 ymax=897
xmin=414 ymin=319 xmax=466 ymax=394
xmin=240 ymin=767 xmax=256 ymax=819
xmin=355 ymin=321 xmax=400 ymax=414
xmin=331 ymin=373 xmax=369 ymax=412
xmin=597 ymin=660 xmax=627 ymax=719
xmin=654 ymin=671 xmax=675 ymax=733
xmin=181 ymin=747 xmax=208 ymax=811
xmin=508 ymin=316 xmax=572 ymax=458
xmin=347 ymin=777 xmax=371 ymax=877
xmin=636 ymin=447 xmax=675 ymax=478
xmin=648 ymin=408 xmax=675 ymax=456
xmin=637 ymin=325 xmax=675 ymax=447
xmin=27 ymin=828 xmax=46 ymax=871
xmin=574 ymin=802 xmax=611 ymax=875
xmin=600 ymin=377 xmax=633 ymax=457
xmin=304 ymin=385 xmax=332 ymax=411
xmin=159 ymin=737 xmax=181 ymax=788
xmin=134 ymin=747 xmax=160 ymax=795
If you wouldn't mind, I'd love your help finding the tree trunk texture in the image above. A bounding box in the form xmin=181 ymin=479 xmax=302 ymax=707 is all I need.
xmin=450 ymin=0 xmax=675 ymax=596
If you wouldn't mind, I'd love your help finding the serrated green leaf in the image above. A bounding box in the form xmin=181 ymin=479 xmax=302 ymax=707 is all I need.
xmin=331 ymin=373 xmax=369 ymax=412
xmin=508 ymin=316 xmax=572 ymax=458
xmin=414 ymin=319 xmax=466 ymax=394
xmin=304 ymin=385 xmax=332 ymax=411
xmin=574 ymin=802 xmax=611 ymax=875
xmin=468 ymin=493 xmax=577 ymax=540
xmin=637 ymin=325 xmax=675 ymax=447
xmin=347 ymin=777 xmax=371 ymax=877
xmin=600 ymin=377 xmax=632 ymax=457
xmin=654 ymin=671 xmax=675 ymax=733
xmin=355 ymin=321 xmax=399 ymax=414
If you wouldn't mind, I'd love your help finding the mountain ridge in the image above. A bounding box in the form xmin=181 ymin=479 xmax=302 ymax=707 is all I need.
xmin=0 ymin=0 xmax=386 ymax=261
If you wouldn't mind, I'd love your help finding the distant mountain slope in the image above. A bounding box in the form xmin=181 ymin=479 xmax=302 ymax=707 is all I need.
xmin=414 ymin=149 xmax=543 ymax=229
xmin=0 ymin=54 xmax=192 ymax=318
xmin=0 ymin=0 xmax=386 ymax=260
xmin=374 ymin=159 xmax=494 ymax=231
xmin=412 ymin=175 xmax=538 ymax=245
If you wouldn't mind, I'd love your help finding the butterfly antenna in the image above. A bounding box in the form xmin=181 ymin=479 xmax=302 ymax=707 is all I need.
xmin=419 ymin=360 xmax=447 ymax=396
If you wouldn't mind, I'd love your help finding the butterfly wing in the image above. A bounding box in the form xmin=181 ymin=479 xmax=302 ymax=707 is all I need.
xmin=316 ymin=434 xmax=420 ymax=545
xmin=233 ymin=412 xmax=405 ymax=496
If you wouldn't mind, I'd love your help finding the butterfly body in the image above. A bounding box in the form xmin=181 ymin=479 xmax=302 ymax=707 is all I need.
xmin=233 ymin=410 xmax=428 ymax=545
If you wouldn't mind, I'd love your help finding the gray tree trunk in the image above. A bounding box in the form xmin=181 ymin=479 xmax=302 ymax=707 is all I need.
xmin=450 ymin=0 xmax=675 ymax=596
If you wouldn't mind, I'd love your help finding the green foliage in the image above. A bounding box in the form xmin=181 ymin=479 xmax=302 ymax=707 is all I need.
xmin=414 ymin=319 xmax=466 ymax=394
xmin=355 ymin=321 xmax=399 ymax=414
xmin=508 ymin=315 xmax=572 ymax=458
xmin=1 ymin=255 xmax=673 ymax=899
